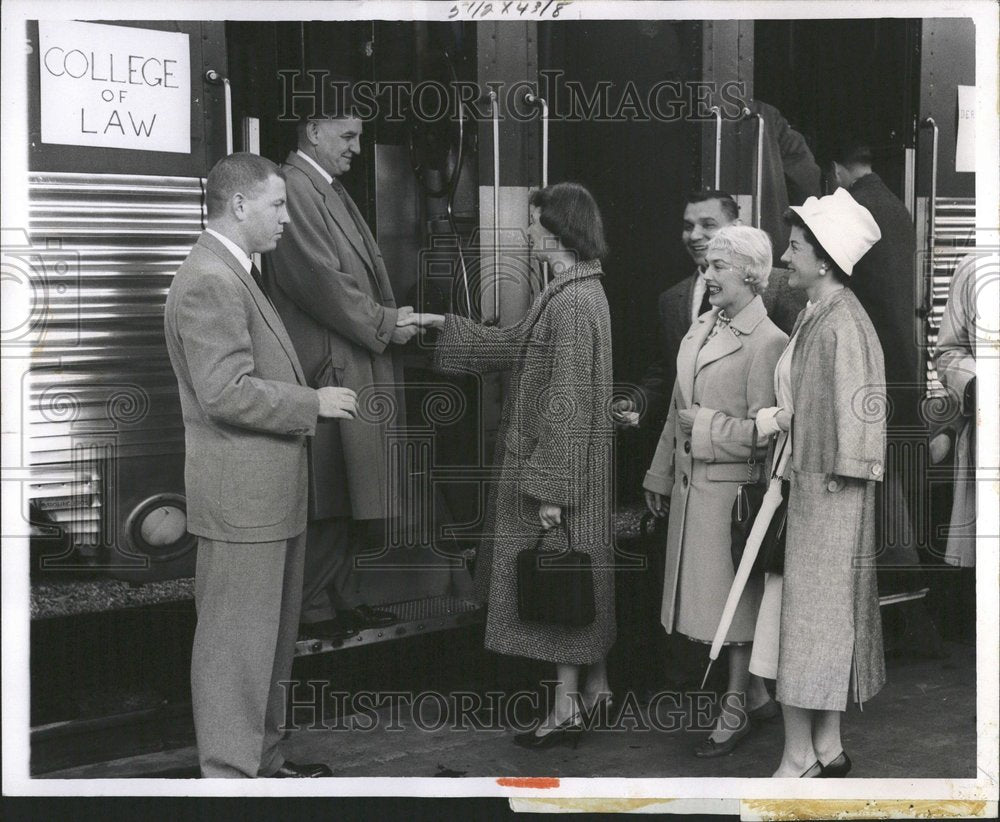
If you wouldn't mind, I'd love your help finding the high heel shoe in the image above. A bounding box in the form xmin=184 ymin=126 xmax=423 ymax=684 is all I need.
xmin=819 ymin=751 xmax=852 ymax=777
xmin=513 ymin=716 xmax=583 ymax=750
xmin=693 ymin=719 xmax=752 ymax=758
xmin=800 ymin=761 xmax=822 ymax=778
xmin=579 ymin=691 xmax=614 ymax=724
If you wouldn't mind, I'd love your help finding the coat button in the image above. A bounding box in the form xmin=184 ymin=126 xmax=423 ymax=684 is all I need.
xmin=827 ymin=479 xmax=840 ymax=493
xmin=871 ymin=463 xmax=883 ymax=476
xmin=684 ymin=440 xmax=691 ymax=454
xmin=681 ymin=474 xmax=688 ymax=489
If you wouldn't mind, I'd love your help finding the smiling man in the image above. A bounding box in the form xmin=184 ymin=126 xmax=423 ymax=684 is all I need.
xmin=616 ymin=191 xmax=804 ymax=431
xmin=265 ymin=100 xmax=417 ymax=643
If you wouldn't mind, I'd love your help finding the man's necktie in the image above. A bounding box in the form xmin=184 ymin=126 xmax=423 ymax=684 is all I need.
xmin=250 ymin=262 xmax=264 ymax=290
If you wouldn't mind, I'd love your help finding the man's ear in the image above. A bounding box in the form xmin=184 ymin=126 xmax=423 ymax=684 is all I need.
xmin=304 ymin=120 xmax=319 ymax=146
xmin=231 ymin=192 xmax=247 ymax=221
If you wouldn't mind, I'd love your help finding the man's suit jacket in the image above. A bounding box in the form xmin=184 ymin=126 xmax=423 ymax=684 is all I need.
xmin=847 ymin=172 xmax=921 ymax=428
xmin=638 ymin=267 xmax=805 ymax=428
xmin=164 ymin=231 xmax=319 ymax=542
xmin=265 ymin=151 xmax=404 ymax=521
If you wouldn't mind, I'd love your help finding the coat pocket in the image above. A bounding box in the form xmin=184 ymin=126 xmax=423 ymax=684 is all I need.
xmin=220 ymin=451 xmax=294 ymax=528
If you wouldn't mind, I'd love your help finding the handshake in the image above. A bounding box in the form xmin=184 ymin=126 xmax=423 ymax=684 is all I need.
xmin=390 ymin=306 xmax=446 ymax=344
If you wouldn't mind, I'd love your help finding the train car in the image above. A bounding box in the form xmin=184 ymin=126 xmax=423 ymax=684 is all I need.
xmin=19 ymin=10 xmax=979 ymax=653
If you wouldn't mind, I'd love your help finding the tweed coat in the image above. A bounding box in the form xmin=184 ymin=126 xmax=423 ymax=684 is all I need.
xmin=164 ymin=232 xmax=319 ymax=542
xmin=638 ymin=267 xmax=805 ymax=428
xmin=644 ymin=297 xmax=788 ymax=643
xmin=265 ymin=151 xmax=404 ymax=521
xmin=935 ymin=254 xmax=977 ymax=567
xmin=434 ymin=261 xmax=615 ymax=664
xmin=778 ymin=288 xmax=888 ymax=711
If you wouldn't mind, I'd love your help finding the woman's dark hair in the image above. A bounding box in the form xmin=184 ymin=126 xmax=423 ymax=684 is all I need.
xmin=782 ymin=208 xmax=849 ymax=284
xmin=529 ymin=182 xmax=609 ymax=262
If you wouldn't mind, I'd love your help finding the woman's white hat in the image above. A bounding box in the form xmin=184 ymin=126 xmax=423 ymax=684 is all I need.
xmin=789 ymin=188 xmax=881 ymax=275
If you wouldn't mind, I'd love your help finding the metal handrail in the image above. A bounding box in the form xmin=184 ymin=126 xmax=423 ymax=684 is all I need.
xmin=490 ymin=91 xmax=501 ymax=323
xmin=525 ymin=93 xmax=549 ymax=187
xmin=922 ymin=117 xmax=939 ymax=254
xmin=754 ymin=112 xmax=765 ymax=228
xmin=920 ymin=116 xmax=940 ymax=323
xmin=709 ymin=105 xmax=722 ymax=189
xmin=525 ymin=93 xmax=550 ymax=288
xmin=204 ymin=70 xmax=233 ymax=155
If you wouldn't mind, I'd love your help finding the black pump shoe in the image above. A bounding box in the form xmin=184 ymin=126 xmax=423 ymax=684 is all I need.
xmin=800 ymin=761 xmax=822 ymax=778
xmin=513 ymin=717 xmax=583 ymax=750
xmin=819 ymin=751 xmax=852 ymax=777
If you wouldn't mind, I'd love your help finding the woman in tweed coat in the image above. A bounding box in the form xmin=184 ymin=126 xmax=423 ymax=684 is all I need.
xmin=756 ymin=189 xmax=887 ymax=777
xmin=643 ymin=226 xmax=787 ymax=758
xmin=400 ymin=183 xmax=615 ymax=747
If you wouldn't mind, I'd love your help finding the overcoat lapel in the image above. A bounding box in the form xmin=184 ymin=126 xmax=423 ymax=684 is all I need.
xmin=675 ymin=311 xmax=716 ymax=408
xmin=696 ymin=321 xmax=743 ymax=373
xmin=283 ymin=152 xmax=381 ymax=296
xmin=790 ymin=289 xmax=843 ymax=399
xmin=198 ymin=232 xmax=307 ymax=385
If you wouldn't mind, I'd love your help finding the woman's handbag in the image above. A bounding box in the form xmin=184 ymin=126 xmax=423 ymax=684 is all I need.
xmin=730 ymin=429 xmax=789 ymax=576
xmin=517 ymin=519 xmax=596 ymax=628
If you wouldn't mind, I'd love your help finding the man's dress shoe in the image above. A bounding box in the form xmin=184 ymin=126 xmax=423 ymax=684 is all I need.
xmin=297 ymin=618 xmax=358 ymax=641
xmin=337 ymin=604 xmax=398 ymax=631
xmin=269 ymin=761 xmax=333 ymax=778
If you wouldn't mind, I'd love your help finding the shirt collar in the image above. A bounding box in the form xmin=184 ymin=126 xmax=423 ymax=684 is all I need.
xmin=727 ymin=294 xmax=768 ymax=335
xmin=205 ymin=228 xmax=252 ymax=274
xmin=296 ymin=149 xmax=334 ymax=185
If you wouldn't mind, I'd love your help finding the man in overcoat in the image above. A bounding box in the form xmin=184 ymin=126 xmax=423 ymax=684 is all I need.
xmin=265 ymin=109 xmax=418 ymax=640
xmin=164 ymin=153 xmax=357 ymax=777
xmin=827 ymin=142 xmax=945 ymax=654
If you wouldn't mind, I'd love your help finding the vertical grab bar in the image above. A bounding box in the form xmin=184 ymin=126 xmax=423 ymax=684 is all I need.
xmin=525 ymin=93 xmax=550 ymax=287
xmin=922 ymin=117 xmax=939 ymax=256
xmin=525 ymin=93 xmax=549 ymax=187
xmin=709 ymin=105 xmax=722 ymax=189
xmin=204 ymin=70 xmax=234 ymax=155
xmin=490 ymin=91 xmax=501 ymax=324
xmin=920 ymin=117 xmax=939 ymax=323
xmin=754 ymin=112 xmax=765 ymax=228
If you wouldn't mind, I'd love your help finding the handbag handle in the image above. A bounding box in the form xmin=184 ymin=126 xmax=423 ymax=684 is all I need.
xmin=535 ymin=516 xmax=574 ymax=554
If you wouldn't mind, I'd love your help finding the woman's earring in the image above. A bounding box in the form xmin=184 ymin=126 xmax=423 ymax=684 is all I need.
xmin=819 ymin=265 xmax=828 ymax=276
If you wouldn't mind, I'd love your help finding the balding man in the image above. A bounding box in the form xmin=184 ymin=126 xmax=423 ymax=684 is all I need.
xmin=266 ymin=104 xmax=416 ymax=642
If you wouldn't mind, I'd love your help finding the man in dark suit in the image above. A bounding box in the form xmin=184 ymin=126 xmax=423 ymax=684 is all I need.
xmin=266 ymin=106 xmax=416 ymax=641
xmin=614 ymin=190 xmax=805 ymax=431
xmin=165 ymin=153 xmax=357 ymax=777
xmin=827 ymin=142 xmax=942 ymax=622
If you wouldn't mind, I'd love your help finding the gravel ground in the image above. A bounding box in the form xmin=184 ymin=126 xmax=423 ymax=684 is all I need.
xmin=29 ymin=505 xmax=651 ymax=621
xmin=30 ymin=578 xmax=195 ymax=620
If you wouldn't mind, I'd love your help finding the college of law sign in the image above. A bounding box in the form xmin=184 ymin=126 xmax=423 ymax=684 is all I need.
xmin=38 ymin=21 xmax=191 ymax=154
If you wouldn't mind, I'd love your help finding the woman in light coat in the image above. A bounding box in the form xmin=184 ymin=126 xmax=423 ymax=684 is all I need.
xmin=935 ymin=252 xmax=978 ymax=568
xmin=755 ymin=189 xmax=888 ymax=777
xmin=643 ymin=226 xmax=788 ymax=757
xmin=400 ymin=183 xmax=615 ymax=749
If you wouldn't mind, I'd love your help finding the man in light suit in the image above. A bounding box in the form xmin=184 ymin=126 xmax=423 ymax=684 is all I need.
xmin=165 ymin=153 xmax=357 ymax=777
xmin=265 ymin=106 xmax=417 ymax=640
xmin=614 ymin=191 xmax=805 ymax=432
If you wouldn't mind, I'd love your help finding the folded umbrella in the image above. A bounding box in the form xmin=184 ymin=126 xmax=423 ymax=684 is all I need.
xmin=701 ymin=433 xmax=791 ymax=688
